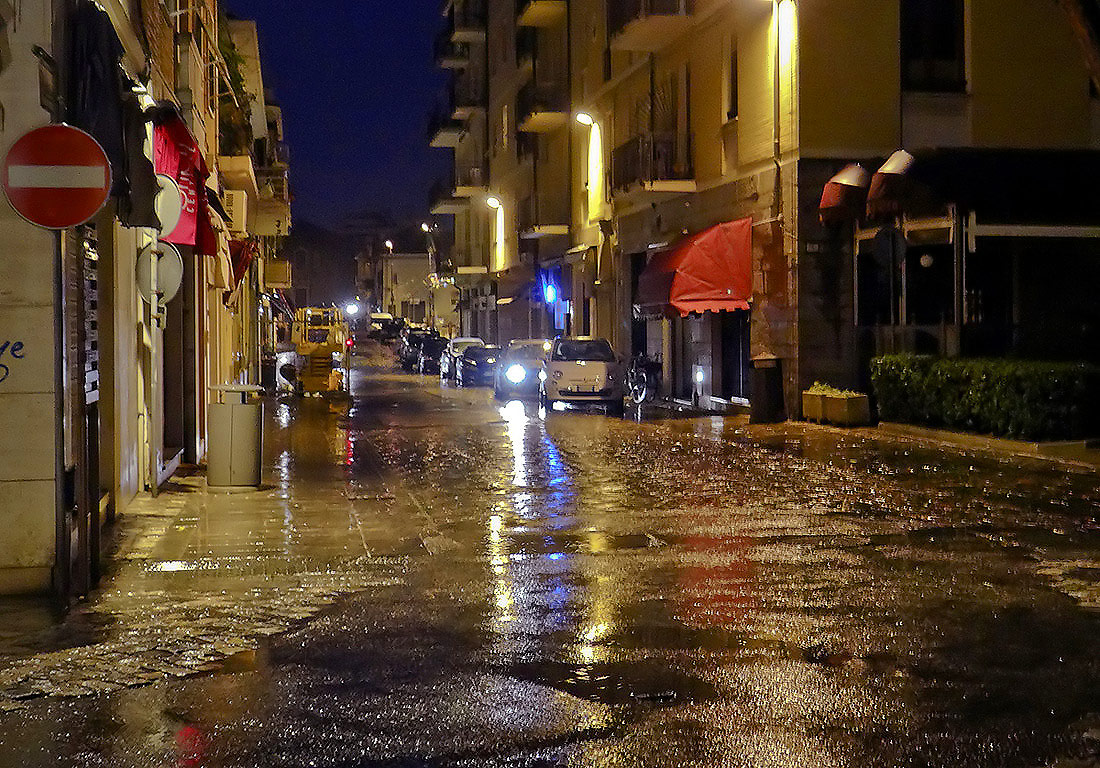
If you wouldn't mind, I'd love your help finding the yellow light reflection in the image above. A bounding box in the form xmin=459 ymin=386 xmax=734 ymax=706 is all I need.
xmin=488 ymin=513 xmax=514 ymax=623
xmin=492 ymin=203 xmax=506 ymax=272
xmin=586 ymin=122 xmax=605 ymax=222
xmin=778 ymin=0 xmax=797 ymax=72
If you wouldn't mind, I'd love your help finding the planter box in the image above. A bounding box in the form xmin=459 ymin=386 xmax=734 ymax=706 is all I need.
xmin=802 ymin=391 xmax=825 ymax=422
xmin=823 ymin=393 xmax=871 ymax=426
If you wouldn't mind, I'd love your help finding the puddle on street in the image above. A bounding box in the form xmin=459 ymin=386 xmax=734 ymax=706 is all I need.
xmin=508 ymin=659 xmax=718 ymax=709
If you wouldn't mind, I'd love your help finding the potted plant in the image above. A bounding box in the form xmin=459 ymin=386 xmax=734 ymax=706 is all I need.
xmin=802 ymin=383 xmax=827 ymax=422
xmin=805 ymin=382 xmax=871 ymax=427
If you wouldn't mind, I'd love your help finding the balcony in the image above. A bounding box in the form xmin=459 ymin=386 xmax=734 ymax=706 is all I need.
xmin=610 ymin=132 xmax=695 ymax=194
xmin=517 ymin=81 xmax=569 ymax=133
xmin=453 ymin=164 xmax=488 ymax=196
xmin=255 ymin=167 xmax=291 ymax=236
xmin=450 ymin=0 xmax=486 ymax=43
xmin=435 ymin=29 xmax=470 ymax=69
xmin=518 ymin=193 xmax=569 ymax=239
xmin=430 ymin=178 xmax=471 ymax=215
xmin=608 ymin=0 xmax=694 ymax=51
xmin=452 ymin=77 xmax=487 ymax=119
xmin=516 ymin=0 xmax=566 ymax=27
xmin=428 ymin=106 xmax=465 ymax=147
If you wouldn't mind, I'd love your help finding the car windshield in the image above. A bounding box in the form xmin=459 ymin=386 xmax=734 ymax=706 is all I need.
xmin=465 ymin=346 xmax=499 ymax=361
xmin=552 ymin=339 xmax=615 ymax=362
xmin=423 ymin=338 xmax=447 ymax=353
xmin=453 ymin=341 xmax=483 ymax=353
xmin=506 ymin=343 xmax=548 ymax=361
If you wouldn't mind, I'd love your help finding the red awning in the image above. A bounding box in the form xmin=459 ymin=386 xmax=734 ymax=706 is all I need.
xmin=229 ymin=239 xmax=255 ymax=289
xmin=819 ymin=163 xmax=870 ymax=225
xmin=866 ymin=149 xmax=915 ymax=220
xmin=636 ymin=218 xmax=752 ymax=317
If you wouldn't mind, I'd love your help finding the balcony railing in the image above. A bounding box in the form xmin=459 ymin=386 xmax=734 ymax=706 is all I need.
xmin=451 ymin=76 xmax=487 ymax=114
xmin=607 ymin=0 xmax=694 ymax=49
xmin=256 ymin=168 xmax=289 ymax=203
xmin=454 ymin=164 xmax=487 ymax=190
xmin=450 ymin=0 xmax=487 ymax=39
xmin=435 ymin=28 xmax=470 ymax=67
xmin=430 ymin=177 xmax=470 ymax=214
xmin=518 ymin=192 xmax=569 ymax=237
xmin=517 ymin=80 xmax=568 ymax=131
xmin=428 ymin=105 xmax=465 ymax=146
xmin=610 ymin=132 xmax=693 ymax=191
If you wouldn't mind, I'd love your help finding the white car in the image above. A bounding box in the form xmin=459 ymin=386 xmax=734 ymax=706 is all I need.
xmin=439 ymin=336 xmax=485 ymax=380
xmin=539 ymin=336 xmax=624 ymax=413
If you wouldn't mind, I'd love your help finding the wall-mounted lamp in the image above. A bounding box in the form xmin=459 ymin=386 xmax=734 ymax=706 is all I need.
xmin=575 ymin=112 xmax=595 ymax=126
xmin=486 ymin=196 xmax=501 ymax=209
xmin=384 ymin=239 xmax=394 ymax=250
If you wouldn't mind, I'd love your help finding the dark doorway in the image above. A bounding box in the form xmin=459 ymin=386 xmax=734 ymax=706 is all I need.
xmin=719 ymin=309 xmax=751 ymax=401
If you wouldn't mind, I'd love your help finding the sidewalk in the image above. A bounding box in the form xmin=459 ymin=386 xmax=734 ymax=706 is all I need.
xmin=643 ymin=396 xmax=1100 ymax=471
xmin=0 ymin=396 xmax=413 ymax=711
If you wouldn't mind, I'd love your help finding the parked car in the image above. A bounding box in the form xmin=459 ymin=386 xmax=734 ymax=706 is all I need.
xmin=456 ymin=345 xmax=501 ymax=387
xmin=494 ymin=338 xmax=550 ymax=399
xmin=398 ymin=329 xmax=438 ymax=371
xmin=378 ymin=317 xmax=404 ymax=342
xmin=417 ymin=335 xmax=449 ymax=375
xmin=440 ymin=337 xmax=485 ymax=380
xmin=366 ymin=312 xmax=394 ymax=340
xmin=539 ymin=336 xmax=624 ymax=414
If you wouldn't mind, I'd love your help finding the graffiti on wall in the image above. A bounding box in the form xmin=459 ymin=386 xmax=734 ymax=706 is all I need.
xmin=0 ymin=340 xmax=26 ymax=383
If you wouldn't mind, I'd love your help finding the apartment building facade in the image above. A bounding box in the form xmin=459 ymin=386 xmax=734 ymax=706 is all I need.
xmin=0 ymin=0 xmax=290 ymax=597
xmin=431 ymin=0 xmax=1100 ymax=417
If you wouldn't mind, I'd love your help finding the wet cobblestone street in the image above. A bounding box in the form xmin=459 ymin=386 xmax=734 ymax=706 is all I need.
xmin=0 ymin=358 xmax=1099 ymax=767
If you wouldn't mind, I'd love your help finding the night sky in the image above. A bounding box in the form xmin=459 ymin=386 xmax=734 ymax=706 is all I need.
xmin=224 ymin=1 xmax=449 ymax=231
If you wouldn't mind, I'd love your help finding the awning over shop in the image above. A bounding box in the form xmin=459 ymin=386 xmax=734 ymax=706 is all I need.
xmin=819 ymin=163 xmax=870 ymax=225
xmin=636 ymin=217 xmax=752 ymax=317
xmin=229 ymin=239 xmax=255 ymax=290
xmin=866 ymin=150 xmax=915 ymax=220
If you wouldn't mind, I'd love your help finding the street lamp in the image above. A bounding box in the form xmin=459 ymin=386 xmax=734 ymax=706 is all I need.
xmin=486 ymin=196 xmax=501 ymax=209
xmin=345 ymin=302 xmax=360 ymax=316
xmin=575 ymin=112 xmax=594 ymax=126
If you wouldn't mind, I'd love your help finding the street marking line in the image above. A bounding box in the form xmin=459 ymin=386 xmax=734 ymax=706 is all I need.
xmin=7 ymin=164 xmax=107 ymax=189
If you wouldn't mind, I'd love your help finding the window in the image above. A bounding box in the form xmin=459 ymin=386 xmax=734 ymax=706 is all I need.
xmin=501 ymin=104 xmax=509 ymax=151
xmin=901 ymin=0 xmax=966 ymax=92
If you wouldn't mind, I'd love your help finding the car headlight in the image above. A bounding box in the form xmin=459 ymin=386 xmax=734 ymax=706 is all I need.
xmin=506 ymin=364 xmax=527 ymax=384
xmin=538 ymin=370 xmax=547 ymax=382
xmin=551 ymin=370 xmax=563 ymax=381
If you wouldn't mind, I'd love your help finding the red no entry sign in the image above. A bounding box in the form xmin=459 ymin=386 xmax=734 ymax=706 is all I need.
xmin=2 ymin=124 xmax=111 ymax=229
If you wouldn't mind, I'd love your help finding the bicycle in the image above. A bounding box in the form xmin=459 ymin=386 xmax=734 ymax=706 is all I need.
xmin=627 ymin=352 xmax=663 ymax=405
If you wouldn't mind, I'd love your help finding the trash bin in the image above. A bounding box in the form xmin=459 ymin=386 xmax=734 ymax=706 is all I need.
xmin=750 ymin=354 xmax=784 ymax=424
xmin=208 ymin=384 xmax=264 ymax=488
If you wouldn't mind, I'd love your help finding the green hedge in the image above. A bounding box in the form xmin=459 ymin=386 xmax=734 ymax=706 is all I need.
xmin=870 ymin=355 xmax=1100 ymax=441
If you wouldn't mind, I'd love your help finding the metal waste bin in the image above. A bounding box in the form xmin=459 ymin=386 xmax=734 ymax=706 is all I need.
xmin=208 ymin=384 xmax=264 ymax=488
xmin=750 ymin=354 xmax=785 ymax=423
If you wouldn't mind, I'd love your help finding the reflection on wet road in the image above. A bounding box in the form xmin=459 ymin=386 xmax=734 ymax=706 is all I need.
xmin=2 ymin=360 xmax=1100 ymax=767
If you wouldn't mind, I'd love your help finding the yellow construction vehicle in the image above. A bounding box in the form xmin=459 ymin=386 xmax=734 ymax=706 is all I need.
xmin=290 ymin=306 xmax=351 ymax=394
